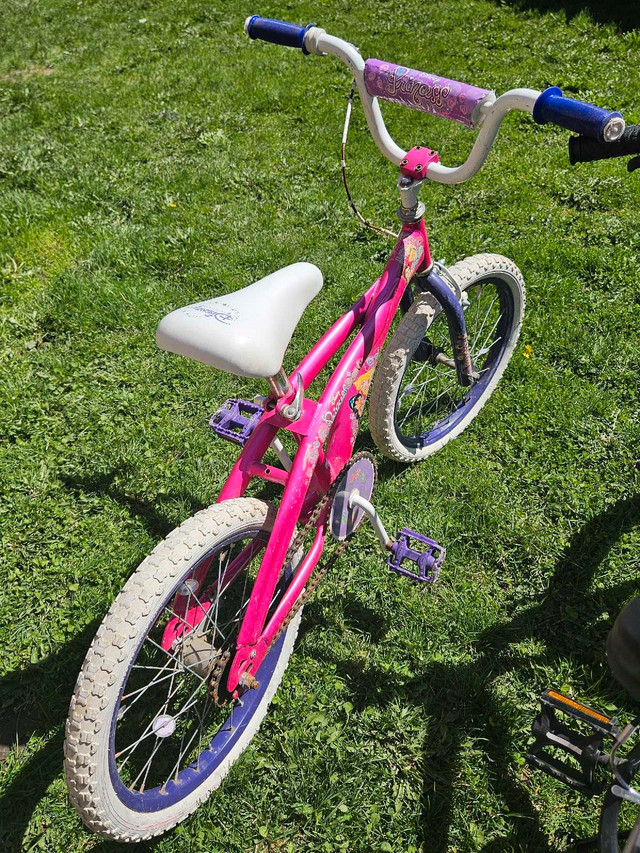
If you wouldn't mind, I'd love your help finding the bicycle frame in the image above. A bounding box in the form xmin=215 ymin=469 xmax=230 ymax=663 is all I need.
xmin=216 ymin=218 xmax=431 ymax=693
xmin=163 ymin=20 xmax=630 ymax=698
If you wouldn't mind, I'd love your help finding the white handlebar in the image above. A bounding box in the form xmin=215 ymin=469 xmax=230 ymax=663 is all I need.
xmin=305 ymin=27 xmax=540 ymax=185
xmin=306 ymin=29 xmax=406 ymax=165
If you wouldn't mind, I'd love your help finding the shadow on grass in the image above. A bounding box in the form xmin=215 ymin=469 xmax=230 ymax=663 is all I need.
xmin=0 ymin=472 xmax=197 ymax=852
xmin=491 ymin=0 xmax=640 ymax=31
xmin=0 ymin=622 xmax=97 ymax=852
xmin=0 ymin=466 xmax=292 ymax=850
xmin=62 ymin=467 xmax=283 ymax=543
xmin=0 ymin=636 xmax=174 ymax=853
xmin=0 ymin=620 xmax=166 ymax=853
xmin=61 ymin=471 xmax=206 ymax=542
xmin=315 ymin=493 xmax=640 ymax=851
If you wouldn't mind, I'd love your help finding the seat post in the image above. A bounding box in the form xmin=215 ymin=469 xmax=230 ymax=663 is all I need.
xmin=267 ymin=368 xmax=291 ymax=399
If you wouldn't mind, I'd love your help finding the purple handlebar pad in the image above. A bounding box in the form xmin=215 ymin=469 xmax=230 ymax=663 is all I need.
xmin=364 ymin=59 xmax=492 ymax=128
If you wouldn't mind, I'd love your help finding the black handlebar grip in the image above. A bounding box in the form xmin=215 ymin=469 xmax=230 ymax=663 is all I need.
xmin=569 ymin=124 xmax=640 ymax=164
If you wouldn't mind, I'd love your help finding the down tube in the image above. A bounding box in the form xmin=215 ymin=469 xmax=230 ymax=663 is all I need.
xmin=229 ymin=224 xmax=428 ymax=688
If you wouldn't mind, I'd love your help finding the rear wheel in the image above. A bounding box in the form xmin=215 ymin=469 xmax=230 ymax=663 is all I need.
xmin=64 ymin=497 xmax=301 ymax=842
xmin=369 ymin=253 xmax=525 ymax=462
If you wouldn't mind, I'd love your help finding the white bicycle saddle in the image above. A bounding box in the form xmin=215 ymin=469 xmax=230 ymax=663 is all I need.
xmin=156 ymin=262 xmax=323 ymax=378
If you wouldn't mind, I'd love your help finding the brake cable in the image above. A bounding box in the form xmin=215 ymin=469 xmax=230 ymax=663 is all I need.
xmin=341 ymin=80 xmax=399 ymax=240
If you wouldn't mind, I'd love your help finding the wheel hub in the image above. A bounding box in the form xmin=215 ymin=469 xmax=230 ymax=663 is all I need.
xmin=181 ymin=633 xmax=219 ymax=679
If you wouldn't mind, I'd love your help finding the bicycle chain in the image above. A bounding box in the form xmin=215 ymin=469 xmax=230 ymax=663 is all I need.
xmin=209 ymin=450 xmax=378 ymax=703
xmin=209 ymin=648 xmax=231 ymax=706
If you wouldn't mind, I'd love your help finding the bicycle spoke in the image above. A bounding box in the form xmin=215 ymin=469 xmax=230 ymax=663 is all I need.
xmin=145 ymin=635 xmax=209 ymax=683
xmin=403 ymin=357 xmax=434 ymax=390
xmin=475 ymin=334 xmax=503 ymax=358
xmin=211 ymin=549 xmax=225 ymax=645
xmin=170 ymin=701 xmax=195 ymax=787
xmin=119 ymin=650 xmax=185 ymax=722
xmin=194 ymin=690 xmax=216 ymax=772
xmin=194 ymin=577 xmax=252 ymax=646
xmin=474 ymin=311 xmax=503 ymax=355
xmin=470 ymin=294 xmax=499 ymax=351
xmin=130 ymin=733 xmax=165 ymax=793
xmin=395 ymin=276 xmax=511 ymax=446
xmin=162 ymin=701 xmax=210 ymax=793
xmin=111 ymin=523 xmax=295 ymax=797
xmin=400 ymin=366 xmax=449 ymax=425
xmin=117 ymin=674 xmax=209 ymax=769
xmin=121 ymin=668 xmax=176 ymax=708
xmin=117 ymin=668 xmax=185 ymax=766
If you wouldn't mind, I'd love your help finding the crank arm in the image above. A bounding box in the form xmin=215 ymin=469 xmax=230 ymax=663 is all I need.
xmin=346 ymin=492 xmax=445 ymax=584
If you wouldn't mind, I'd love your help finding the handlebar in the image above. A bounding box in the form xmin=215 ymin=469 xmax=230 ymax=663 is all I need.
xmin=569 ymin=125 xmax=640 ymax=171
xmin=245 ymin=15 xmax=628 ymax=185
xmin=533 ymin=87 xmax=624 ymax=143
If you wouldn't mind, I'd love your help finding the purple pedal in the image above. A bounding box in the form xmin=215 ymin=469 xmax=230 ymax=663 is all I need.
xmin=388 ymin=528 xmax=445 ymax=584
xmin=209 ymin=398 xmax=263 ymax=446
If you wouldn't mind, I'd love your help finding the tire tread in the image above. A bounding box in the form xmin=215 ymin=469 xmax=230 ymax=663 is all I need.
xmin=64 ymin=498 xmax=295 ymax=842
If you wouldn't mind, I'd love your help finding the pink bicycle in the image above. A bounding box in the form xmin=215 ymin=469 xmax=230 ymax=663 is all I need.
xmin=64 ymin=16 xmax=633 ymax=841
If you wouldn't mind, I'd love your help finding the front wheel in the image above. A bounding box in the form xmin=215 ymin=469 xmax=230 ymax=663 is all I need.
xmin=369 ymin=253 xmax=525 ymax=462
xmin=64 ymin=497 xmax=301 ymax=842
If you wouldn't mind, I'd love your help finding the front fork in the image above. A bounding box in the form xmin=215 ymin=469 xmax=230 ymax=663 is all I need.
xmin=405 ymin=266 xmax=477 ymax=388
xmin=397 ymin=167 xmax=475 ymax=388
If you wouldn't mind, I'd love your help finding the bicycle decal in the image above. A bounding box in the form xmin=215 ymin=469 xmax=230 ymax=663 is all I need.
xmin=188 ymin=303 xmax=240 ymax=324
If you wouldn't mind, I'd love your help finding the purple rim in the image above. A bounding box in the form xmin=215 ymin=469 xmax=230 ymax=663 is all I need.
xmin=396 ymin=276 xmax=515 ymax=448
xmin=108 ymin=533 xmax=291 ymax=812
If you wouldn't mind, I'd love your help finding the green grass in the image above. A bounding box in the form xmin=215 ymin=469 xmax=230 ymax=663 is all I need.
xmin=1 ymin=0 xmax=640 ymax=850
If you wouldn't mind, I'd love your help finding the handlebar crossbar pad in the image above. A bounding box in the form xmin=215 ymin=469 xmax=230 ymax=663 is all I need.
xmin=533 ymin=87 xmax=623 ymax=142
xmin=364 ymin=59 xmax=493 ymax=128
xmin=569 ymin=124 xmax=640 ymax=164
xmin=245 ymin=15 xmax=313 ymax=54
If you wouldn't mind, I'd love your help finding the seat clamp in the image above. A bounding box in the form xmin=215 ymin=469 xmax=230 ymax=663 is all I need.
xmin=267 ymin=369 xmax=291 ymax=399
xmin=279 ymin=372 xmax=304 ymax=421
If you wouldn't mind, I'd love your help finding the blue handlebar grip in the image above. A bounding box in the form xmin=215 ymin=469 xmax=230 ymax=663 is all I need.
xmin=533 ymin=87 xmax=624 ymax=143
xmin=245 ymin=15 xmax=314 ymax=54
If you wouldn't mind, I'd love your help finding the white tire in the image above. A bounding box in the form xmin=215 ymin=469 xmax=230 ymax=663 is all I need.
xmin=369 ymin=253 xmax=525 ymax=462
xmin=64 ymin=497 xmax=301 ymax=842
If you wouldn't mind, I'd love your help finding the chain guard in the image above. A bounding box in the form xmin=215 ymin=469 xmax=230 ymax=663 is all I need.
xmin=328 ymin=454 xmax=378 ymax=540
xmin=269 ymin=451 xmax=378 ymax=646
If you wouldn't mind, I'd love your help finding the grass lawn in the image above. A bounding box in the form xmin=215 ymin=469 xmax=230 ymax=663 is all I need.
xmin=1 ymin=0 xmax=640 ymax=850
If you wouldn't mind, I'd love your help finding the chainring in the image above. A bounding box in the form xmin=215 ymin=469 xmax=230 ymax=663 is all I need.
xmin=270 ymin=451 xmax=378 ymax=645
